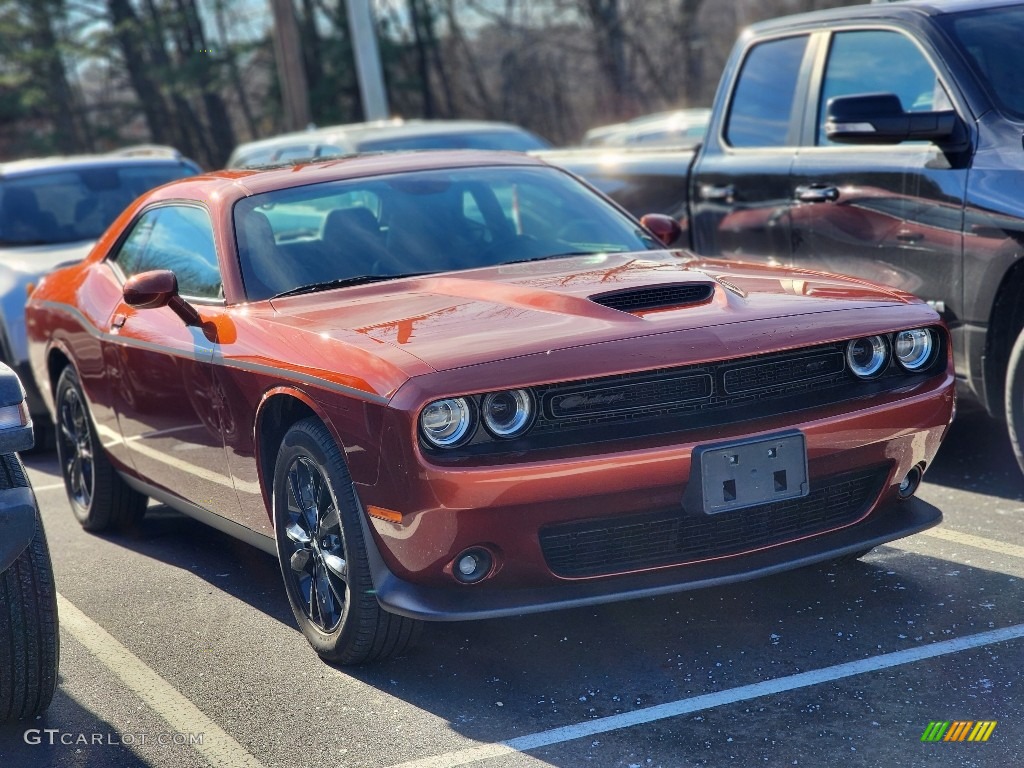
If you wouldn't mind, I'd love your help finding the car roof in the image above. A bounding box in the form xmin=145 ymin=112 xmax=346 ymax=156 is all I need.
xmin=0 ymin=153 xmax=195 ymax=179
xmin=229 ymin=119 xmax=543 ymax=165
xmin=150 ymin=149 xmax=552 ymax=204
xmin=751 ymin=0 xmax=1022 ymax=32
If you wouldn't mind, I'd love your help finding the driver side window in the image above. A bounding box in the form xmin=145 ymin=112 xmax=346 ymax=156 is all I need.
xmin=112 ymin=205 xmax=222 ymax=299
xmin=818 ymin=30 xmax=951 ymax=146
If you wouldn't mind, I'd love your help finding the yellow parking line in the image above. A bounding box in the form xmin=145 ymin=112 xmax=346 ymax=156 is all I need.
xmin=916 ymin=527 xmax=1024 ymax=561
xmin=57 ymin=594 xmax=266 ymax=768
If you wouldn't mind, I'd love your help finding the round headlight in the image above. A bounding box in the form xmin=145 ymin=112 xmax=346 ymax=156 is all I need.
xmin=420 ymin=398 xmax=475 ymax=448
xmin=481 ymin=389 xmax=535 ymax=438
xmin=894 ymin=328 xmax=935 ymax=371
xmin=846 ymin=335 xmax=889 ymax=379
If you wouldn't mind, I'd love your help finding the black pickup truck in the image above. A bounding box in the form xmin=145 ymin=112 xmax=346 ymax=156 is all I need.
xmin=543 ymin=0 xmax=1024 ymax=472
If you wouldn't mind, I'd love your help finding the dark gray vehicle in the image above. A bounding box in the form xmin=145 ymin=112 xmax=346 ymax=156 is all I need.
xmin=0 ymin=363 xmax=56 ymax=721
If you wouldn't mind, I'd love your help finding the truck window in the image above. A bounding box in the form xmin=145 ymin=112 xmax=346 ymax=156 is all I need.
xmin=725 ymin=35 xmax=807 ymax=149
xmin=939 ymin=5 xmax=1024 ymax=121
xmin=817 ymin=30 xmax=950 ymax=146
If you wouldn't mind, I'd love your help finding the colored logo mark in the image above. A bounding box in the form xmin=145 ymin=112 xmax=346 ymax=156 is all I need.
xmin=921 ymin=721 xmax=997 ymax=742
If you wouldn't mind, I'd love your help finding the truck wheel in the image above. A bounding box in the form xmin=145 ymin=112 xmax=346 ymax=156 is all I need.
xmin=0 ymin=457 xmax=59 ymax=721
xmin=55 ymin=367 xmax=146 ymax=531
xmin=1006 ymin=328 xmax=1024 ymax=477
xmin=273 ymin=417 xmax=421 ymax=664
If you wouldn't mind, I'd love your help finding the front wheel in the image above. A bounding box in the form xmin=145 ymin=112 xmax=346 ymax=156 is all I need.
xmin=1005 ymin=328 xmax=1024 ymax=477
xmin=273 ymin=417 xmax=421 ymax=664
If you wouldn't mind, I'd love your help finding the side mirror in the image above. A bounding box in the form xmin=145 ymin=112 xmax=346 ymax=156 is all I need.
xmin=123 ymin=270 xmax=201 ymax=327
xmin=825 ymin=93 xmax=957 ymax=145
xmin=640 ymin=213 xmax=683 ymax=247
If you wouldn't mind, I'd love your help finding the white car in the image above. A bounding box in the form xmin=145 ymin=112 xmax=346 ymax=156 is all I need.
xmin=226 ymin=118 xmax=550 ymax=168
xmin=0 ymin=153 xmax=199 ymax=431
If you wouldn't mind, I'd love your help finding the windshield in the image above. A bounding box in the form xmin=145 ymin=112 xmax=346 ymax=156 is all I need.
xmin=938 ymin=5 xmax=1024 ymax=120
xmin=0 ymin=163 xmax=196 ymax=246
xmin=234 ymin=165 xmax=659 ymax=300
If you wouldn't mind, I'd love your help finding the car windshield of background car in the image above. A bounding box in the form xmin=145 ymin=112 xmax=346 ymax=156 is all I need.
xmin=233 ymin=165 xmax=660 ymax=300
xmin=0 ymin=164 xmax=196 ymax=246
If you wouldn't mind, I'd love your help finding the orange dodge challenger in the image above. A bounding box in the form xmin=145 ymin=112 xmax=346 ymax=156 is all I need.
xmin=26 ymin=151 xmax=953 ymax=664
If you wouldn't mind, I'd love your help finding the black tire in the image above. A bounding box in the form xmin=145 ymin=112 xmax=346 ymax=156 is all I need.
xmin=55 ymin=366 xmax=146 ymax=531
xmin=273 ymin=417 xmax=421 ymax=664
xmin=1006 ymin=327 xmax=1024 ymax=477
xmin=0 ymin=455 xmax=59 ymax=721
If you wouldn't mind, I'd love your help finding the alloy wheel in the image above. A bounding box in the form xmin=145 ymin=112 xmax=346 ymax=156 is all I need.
xmin=282 ymin=456 xmax=349 ymax=632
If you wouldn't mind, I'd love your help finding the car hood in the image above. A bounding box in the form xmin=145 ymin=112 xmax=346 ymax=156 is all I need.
xmin=270 ymin=251 xmax=926 ymax=374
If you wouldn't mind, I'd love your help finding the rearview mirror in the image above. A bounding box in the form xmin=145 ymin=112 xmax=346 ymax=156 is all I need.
xmin=825 ymin=93 xmax=957 ymax=145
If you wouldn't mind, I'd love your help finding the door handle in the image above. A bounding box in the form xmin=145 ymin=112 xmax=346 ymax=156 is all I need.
xmin=794 ymin=185 xmax=839 ymax=203
xmin=111 ymin=313 xmax=127 ymax=330
xmin=896 ymin=230 xmax=924 ymax=244
xmin=700 ymin=184 xmax=735 ymax=204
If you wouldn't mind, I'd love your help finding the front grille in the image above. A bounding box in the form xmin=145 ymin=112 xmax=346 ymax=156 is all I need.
xmin=723 ymin=352 xmax=845 ymax=394
xmin=539 ymin=467 xmax=887 ymax=577
xmin=530 ymin=341 xmax=865 ymax=435
xmin=590 ymin=283 xmax=714 ymax=313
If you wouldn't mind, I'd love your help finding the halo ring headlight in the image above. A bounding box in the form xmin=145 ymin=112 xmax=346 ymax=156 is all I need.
xmin=420 ymin=397 xmax=475 ymax=448
xmin=846 ymin=335 xmax=889 ymax=379
xmin=894 ymin=328 xmax=936 ymax=371
xmin=481 ymin=389 xmax=535 ymax=439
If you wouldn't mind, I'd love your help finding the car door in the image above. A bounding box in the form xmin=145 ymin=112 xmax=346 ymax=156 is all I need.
xmin=103 ymin=204 xmax=242 ymax=520
xmin=788 ymin=27 xmax=970 ymax=319
xmin=690 ymin=32 xmax=815 ymax=263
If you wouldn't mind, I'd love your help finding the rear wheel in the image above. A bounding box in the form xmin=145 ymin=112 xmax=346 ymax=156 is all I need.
xmin=273 ymin=417 xmax=421 ymax=664
xmin=0 ymin=456 xmax=58 ymax=721
xmin=55 ymin=367 xmax=146 ymax=531
xmin=1006 ymin=328 xmax=1024 ymax=477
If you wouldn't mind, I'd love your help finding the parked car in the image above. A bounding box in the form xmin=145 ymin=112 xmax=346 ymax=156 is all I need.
xmin=0 ymin=363 xmax=56 ymax=721
xmin=0 ymin=152 xmax=200 ymax=432
xmin=226 ymin=118 xmax=551 ymax=168
xmin=581 ymin=108 xmax=711 ymax=149
xmin=26 ymin=151 xmax=952 ymax=664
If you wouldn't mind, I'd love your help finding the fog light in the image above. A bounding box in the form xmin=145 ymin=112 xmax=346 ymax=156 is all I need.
xmin=897 ymin=466 xmax=923 ymax=500
xmin=453 ymin=548 xmax=493 ymax=584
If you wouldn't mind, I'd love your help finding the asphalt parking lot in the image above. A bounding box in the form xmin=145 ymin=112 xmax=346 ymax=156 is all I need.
xmin=1 ymin=410 xmax=1021 ymax=768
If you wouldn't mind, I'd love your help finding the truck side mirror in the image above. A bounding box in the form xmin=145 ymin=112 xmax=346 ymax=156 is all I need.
xmin=825 ymin=92 xmax=957 ymax=145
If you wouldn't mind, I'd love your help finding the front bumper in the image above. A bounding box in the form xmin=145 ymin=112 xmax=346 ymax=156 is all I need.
xmin=357 ymin=365 xmax=953 ymax=620
xmin=364 ymin=494 xmax=940 ymax=621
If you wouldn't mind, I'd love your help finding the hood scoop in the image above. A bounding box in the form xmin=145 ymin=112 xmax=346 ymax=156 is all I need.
xmin=590 ymin=282 xmax=715 ymax=314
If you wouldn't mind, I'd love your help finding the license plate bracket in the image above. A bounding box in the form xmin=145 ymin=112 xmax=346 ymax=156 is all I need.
xmin=694 ymin=431 xmax=808 ymax=515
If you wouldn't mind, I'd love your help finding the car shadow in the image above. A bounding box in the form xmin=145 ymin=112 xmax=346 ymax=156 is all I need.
xmin=922 ymin=409 xmax=1024 ymax=501
xmin=0 ymin=675 xmax=155 ymax=767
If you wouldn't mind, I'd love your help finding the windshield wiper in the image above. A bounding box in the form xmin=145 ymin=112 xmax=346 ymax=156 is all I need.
xmin=271 ymin=272 xmax=428 ymax=299
xmin=501 ymin=252 xmax=600 ymax=266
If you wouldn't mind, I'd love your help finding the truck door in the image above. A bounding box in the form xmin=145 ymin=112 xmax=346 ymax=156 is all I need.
xmin=788 ymin=28 xmax=970 ymax=320
xmin=690 ymin=33 xmax=814 ymax=264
